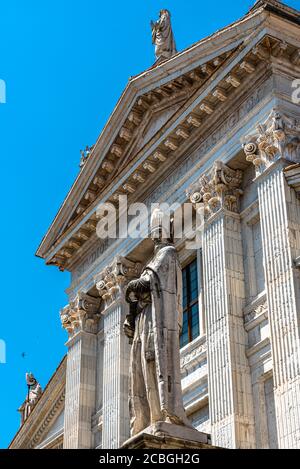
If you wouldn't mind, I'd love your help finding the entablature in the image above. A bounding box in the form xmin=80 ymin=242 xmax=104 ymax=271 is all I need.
xmin=36 ymin=1 xmax=300 ymax=273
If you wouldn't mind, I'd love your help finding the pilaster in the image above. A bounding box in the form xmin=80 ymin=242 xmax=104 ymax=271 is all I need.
xmin=243 ymin=109 xmax=300 ymax=448
xmin=189 ymin=161 xmax=256 ymax=448
xmin=60 ymin=292 xmax=101 ymax=448
xmin=95 ymin=257 xmax=142 ymax=449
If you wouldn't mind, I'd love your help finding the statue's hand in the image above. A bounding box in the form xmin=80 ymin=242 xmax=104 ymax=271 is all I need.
xmin=125 ymin=279 xmax=140 ymax=303
xmin=123 ymin=316 xmax=135 ymax=340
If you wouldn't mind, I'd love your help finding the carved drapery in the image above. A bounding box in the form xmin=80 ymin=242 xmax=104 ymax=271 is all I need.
xmin=187 ymin=161 xmax=243 ymax=219
xmin=60 ymin=292 xmax=101 ymax=337
xmin=243 ymin=110 xmax=300 ymax=176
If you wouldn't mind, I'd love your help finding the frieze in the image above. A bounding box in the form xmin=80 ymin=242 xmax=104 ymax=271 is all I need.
xmin=181 ymin=338 xmax=207 ymax=370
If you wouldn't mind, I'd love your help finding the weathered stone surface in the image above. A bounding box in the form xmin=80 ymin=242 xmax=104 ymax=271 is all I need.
xmin=122 ymin=422 xmax=213 ymax=449
xmin=14 ymin=0 xmax=300 ymax=451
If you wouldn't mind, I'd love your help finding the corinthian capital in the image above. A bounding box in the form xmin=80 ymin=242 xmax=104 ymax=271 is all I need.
xmin=187 ymin=161 xmax=243 ymax=219
xmin=60 ymin=292 xmax=101 ymax=337
xmin=243 ymin=109 xmax=300 ymax=176
xmin=95 ymin=256 xmax=142 ymax=305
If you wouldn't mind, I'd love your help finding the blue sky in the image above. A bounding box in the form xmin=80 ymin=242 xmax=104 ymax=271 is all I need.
xmin=0 ymin=0 xmax=299 ymax=448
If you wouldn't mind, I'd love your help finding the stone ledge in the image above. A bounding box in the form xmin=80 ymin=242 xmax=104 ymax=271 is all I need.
xmin=122 ymin=422 xmax=214 ymax=450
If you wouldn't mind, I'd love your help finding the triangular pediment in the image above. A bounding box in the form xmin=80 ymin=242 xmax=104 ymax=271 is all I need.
xmin=135 ymin=101 xmax=184 ymax=154
xmin=36 ymin=1 xmax=300 ymax=270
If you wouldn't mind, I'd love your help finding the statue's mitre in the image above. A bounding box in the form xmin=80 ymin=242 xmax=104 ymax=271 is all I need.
xmin=150 ymin=207 xmax=172 ymax=240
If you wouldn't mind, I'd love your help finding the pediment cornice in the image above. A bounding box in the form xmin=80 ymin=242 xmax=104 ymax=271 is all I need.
xmin=36 ymin=5 xmax=300 ymax=270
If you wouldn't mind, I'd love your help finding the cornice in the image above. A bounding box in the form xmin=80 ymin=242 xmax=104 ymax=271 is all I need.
xmin=37 ymin=15 xmax=300 ymax=271
xmin=36 ymin=7 xmax=270 ymax=262
xmin=9 ymin=356 xmax=66 ymax=449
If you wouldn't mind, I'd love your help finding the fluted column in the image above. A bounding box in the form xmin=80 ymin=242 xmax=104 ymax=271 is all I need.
xmin=243 ymin=109 xmax=300 ymax=448
xmin=95 ymin=257 xmax=141 ymax=449
xmin=189 ymin=162 xmax=256 ymax=448
xmin=60 ymin=293 xmax=101 ymax=448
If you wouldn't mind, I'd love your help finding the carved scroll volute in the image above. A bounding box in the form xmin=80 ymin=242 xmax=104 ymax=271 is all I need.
xmin=95 ymin=257 xmax=142 ymax=308
xmin=243 ymin=110 xmax=300 ymax=175
xmin=60 ymin=293 xmax=101 ymax=337
xmin=60 ymin=305 xmax=74 ymax=336
xmin=187 ymin=161 xmax=243 ymax=220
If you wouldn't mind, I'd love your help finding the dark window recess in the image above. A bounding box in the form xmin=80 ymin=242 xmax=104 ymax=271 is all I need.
xmin=180 ymin=259 xmax=200 ymax=348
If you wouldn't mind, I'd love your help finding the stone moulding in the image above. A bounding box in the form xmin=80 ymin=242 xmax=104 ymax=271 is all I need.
xmin=9 ymin=356 xmax=67 ymax=449
xmin=95 ymin=256 xmax=142 ymax=306
xmin=60 ymin=292 xmax=101 ymax=338
xmin=242 ymin=109 xmax=300 ymax=176
xmin=67 ymin=75 xmax=273 ymax=295
xmin=36 ymin=28 xmax=300 ymax=271
xmin=187 ymin=161 xmax=243 ymax=220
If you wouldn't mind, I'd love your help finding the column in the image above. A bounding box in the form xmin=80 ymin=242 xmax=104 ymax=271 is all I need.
xmin=243 ymin=109 xmax=300 ymax=448
xmin=61 ymin=292 xmax=101 ymax=448
xmin=190 ymin=161 xmax=256 ymax=448
xmin=95 ymin=257 xmax=141 ymax=449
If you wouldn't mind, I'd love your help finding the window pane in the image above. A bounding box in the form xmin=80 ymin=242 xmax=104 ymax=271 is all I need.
xmin=189 ymin=260 xmax=198 ymax=301
xmin=180 ymin=259 xmax=200 ymax=347
xmin=191 ymin=304 xmax=200 ymax=340
xmin=182 ymin=268 xmax=188 ymax=309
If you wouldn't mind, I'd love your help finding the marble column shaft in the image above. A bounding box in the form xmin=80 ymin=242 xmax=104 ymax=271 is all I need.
xmin=61 ymin=293 xmax=101 ymax=449
xmin=203 ymin=211 xmax=256 ymax=448
xmin=101 ymin=298 xmax=131 ymax=449
xmin=257 ymin=164 xmax=300 ymax=449
xmin=64 ymin=331 xmax=97 ymax=448
xmin=190 ymin=161 xmax=256 ymax=448
xmin=96 ymin=257 xmax=141 ymax=449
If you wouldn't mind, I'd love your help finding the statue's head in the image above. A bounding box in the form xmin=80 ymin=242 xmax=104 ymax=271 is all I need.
xmin=26 ymin=372 xmax=37 ymax=387
xmin=150 ymin=208 xmax=173 ymax=245
xmin=160 ymin=9 xmax=170 ymax=18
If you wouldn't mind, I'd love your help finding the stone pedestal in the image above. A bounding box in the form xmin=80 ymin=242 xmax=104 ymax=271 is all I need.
xmin=122 ymin=423 xmax=213 ymax=449
xmin=95 ymin=257 xmax=142 ymax=449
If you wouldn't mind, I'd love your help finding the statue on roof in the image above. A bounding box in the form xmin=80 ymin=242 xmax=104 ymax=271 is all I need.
xmin=151 ymin=10 xmax=177 ymax=63
xmin=79 ymin=145 xmax=93 ymax=169
xmin=18 ymin=372 xmax=42 ymax=425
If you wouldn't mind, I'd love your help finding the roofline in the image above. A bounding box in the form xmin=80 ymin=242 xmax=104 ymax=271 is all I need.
xmin=8 ymin=355 xmax=67 ymax=448
xmin=250 ymin=1 xmax=300 ymax=25
xmin=36 ymin=1 xmax=300 ymax=260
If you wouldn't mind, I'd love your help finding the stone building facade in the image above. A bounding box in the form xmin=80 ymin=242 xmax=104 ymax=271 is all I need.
xmin=10 ymin=0 xmax=300 ymax=449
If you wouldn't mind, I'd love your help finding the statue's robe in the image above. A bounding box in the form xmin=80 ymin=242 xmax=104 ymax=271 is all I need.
xmin=127 ymin=244 xmax=188 ymax=435
xmin=152 ymin=12 xmax=177 ymax=61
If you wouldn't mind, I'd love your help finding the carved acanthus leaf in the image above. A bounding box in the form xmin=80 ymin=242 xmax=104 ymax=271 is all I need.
xmin=243 ymin=109 xmax=300 ymax=175
xmin=187 ymin=161 xmax=243 ymax=219
xmin=95 ymin=256 xmax=142 ymax=305
xmin=60 ymin=292 xmax=101 ymax=336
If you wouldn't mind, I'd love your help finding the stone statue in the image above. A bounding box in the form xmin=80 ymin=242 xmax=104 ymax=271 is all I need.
xmin=151 ymin=10 xmax=177 ymax=63
xmin=124 ymin=208 xmax=190 ymax=436
xmin=18 ymin=372 xmax=42 ymax=425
